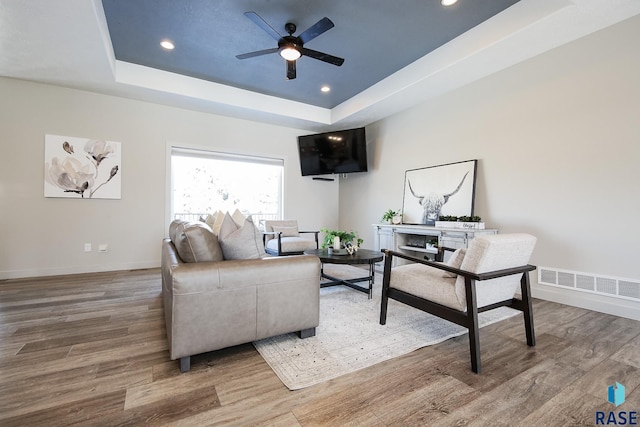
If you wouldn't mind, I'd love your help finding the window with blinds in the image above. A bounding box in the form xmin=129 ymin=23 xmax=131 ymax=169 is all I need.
xmin=170 ymin=147 xmax=283 ymax=225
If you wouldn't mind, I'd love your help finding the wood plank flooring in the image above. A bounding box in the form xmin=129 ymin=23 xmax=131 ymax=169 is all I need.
xmin=1 ymin=268 xmax=639 ymax=426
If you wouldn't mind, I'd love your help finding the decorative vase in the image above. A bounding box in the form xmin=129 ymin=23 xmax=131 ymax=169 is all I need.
xmin=392 ymin=215 xmax=402 ymax=224
xmin=333 ymin=236 xmax=341 ymax=250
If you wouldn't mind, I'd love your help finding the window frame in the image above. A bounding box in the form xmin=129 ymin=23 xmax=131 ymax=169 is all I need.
xmin=165 ymin=143 xmax=285 ymax=228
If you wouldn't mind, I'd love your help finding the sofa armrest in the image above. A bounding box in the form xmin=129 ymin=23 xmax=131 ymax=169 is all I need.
xmin=262 ymin=230 xmax=279 ymax=245
xmin=382 ymin=249 xmax=536 ymax=281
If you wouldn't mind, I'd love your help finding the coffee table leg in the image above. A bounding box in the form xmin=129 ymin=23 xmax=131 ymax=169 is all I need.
xmin=368 ymin=262 xmax=374 ymax=299
xmin=319 ymin=261 xmax=378 ymax=299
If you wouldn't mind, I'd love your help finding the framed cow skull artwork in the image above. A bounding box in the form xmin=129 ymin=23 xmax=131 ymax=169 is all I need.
xmin=401 ymin=159 xmax=477 ymax=226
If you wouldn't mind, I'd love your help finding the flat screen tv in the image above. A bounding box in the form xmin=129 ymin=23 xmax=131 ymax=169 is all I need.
xmin=297 ymin=127 xmax=368 ymax=176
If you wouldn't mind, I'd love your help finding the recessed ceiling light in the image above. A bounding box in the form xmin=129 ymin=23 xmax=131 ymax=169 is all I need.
xmin=441 ymin=0 xmax=458 ymax=6
xmin=160 ymin=39 xmax=175 ymax=50
xmin=321 ymin=86 xmax=331 ymax=93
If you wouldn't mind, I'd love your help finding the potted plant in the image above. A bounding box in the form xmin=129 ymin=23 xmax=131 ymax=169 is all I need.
xmin=381 ymin=209 xmax=402 ymax=224
xmin=320 ymin=228 xmax=364 ymax=250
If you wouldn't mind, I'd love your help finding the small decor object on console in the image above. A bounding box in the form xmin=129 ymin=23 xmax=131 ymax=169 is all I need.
xmin=435 ymin=215 xmax=485 ymax=229
xmin=381 ymin=209 xmax=402 ymax=224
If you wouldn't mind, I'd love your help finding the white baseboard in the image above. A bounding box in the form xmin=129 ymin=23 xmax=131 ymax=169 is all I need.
xmin=0 ymin=261 xmax=160 ymax=280
xmin=532 ymin=283 xmax=640 ymax=321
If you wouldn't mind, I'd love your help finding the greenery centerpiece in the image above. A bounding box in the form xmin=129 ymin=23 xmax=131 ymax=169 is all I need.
xmin=320 ymin=228 xmax=364 ymax=250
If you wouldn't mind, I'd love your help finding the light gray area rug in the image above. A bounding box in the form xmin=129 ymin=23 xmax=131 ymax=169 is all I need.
xmin=253 ymin=264 xmax=520 ymax=390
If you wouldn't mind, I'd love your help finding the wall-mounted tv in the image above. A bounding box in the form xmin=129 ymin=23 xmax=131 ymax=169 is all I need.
xmin=297 ymin=127 xmax=368 ymax=176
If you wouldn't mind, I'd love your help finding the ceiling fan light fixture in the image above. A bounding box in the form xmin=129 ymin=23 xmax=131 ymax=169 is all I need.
xmin=160 ymin=39 xmax=175 ymax=50
xmin=441 ymin=0 xmax=458 ymax=6
xmin=237 ymin=12 xmax=343 ymax=79
xmin=280 ymin=46 xmax=301 ymax=61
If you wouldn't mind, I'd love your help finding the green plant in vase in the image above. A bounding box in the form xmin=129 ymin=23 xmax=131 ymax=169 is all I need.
xmin=320 ymin=228 xmax=364 ymax=249
xmin=381 ymin=209 xmax=402 ymax=224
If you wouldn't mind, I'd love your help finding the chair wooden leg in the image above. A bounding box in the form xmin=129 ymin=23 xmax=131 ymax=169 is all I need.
xmin=380 ymin=284 xmax=389 ymax=325
xmin=520 ymin=272 xmax=536 ymax=347
xmin=464 ymin=277 xmax=481 ymax=374
xmin=379 ymin=252 xmax=393 ymax=325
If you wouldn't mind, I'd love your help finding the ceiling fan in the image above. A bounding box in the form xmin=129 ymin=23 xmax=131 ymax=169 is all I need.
xmin=236 ymin=11 xmax=344 ymax=80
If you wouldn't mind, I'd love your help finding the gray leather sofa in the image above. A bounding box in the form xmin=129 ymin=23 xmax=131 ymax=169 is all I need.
xmin=161 ymin=219 xmax=321 ymax=372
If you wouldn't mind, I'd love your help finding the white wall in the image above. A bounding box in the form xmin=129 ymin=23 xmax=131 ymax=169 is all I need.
xmin=2 ymin=15 xmax=639 ymax=319
xmin=340 ymin=16 xmax=640 ymax=319
xmin=0 ymin=78 xmax=339 ymax=279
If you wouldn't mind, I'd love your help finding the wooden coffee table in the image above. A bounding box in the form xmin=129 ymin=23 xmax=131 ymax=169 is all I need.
xmin=304 ymin=248 xmax=383 ymax=299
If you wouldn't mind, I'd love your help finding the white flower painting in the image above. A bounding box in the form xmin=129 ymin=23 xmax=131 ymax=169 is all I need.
xmin=44 ymin=134 xmax=121 ymax=199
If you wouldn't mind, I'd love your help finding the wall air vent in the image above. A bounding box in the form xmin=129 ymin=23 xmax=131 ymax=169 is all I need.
xmin=538 ymin=267 xmax=640 ymax=302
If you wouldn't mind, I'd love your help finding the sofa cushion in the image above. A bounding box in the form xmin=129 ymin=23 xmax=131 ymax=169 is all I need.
xmin=170 ymin=220 xmax=223 ymax=263
xmin=391 ymin=263 xmax=461 ymax=310
xmin=217 ymin=213 xmax=266 ymax=260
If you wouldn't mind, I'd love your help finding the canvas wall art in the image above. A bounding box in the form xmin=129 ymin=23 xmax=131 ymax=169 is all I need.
xmin=402 ymin=159 xmax=477 ymax=225
xmin=44 ymin=134 xmax=121 ymax=199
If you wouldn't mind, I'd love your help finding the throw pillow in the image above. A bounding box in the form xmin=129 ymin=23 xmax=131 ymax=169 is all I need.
xmin=169 ymin=219 xmax=187 ymax=244
xmin=272 ymin=225 xmax=299 ymax=237
xmin=170 ymin=220 xmax=223 ymax=263
xmin=442 ymin=248 xmax=466 ymax=278
xmin=217 ymin=213 xmax=266 ymax=260
xmin=231 ymin=209 xmax=246 ymax=227
xmin=210 ymin=210 xmax=225 ymax=235
xmin=204 ymin=211 xmax=219 ymax=230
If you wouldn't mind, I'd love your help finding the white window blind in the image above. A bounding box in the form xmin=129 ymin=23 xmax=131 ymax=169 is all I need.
xmin=170 ymin=147 xmax=283 ymax=223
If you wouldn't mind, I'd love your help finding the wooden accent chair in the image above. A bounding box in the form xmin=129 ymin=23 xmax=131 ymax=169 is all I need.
xmin=263 ymin=220 xmax=319 ymax=256
xmin=380 ymin=233 xmax=537 ymax=373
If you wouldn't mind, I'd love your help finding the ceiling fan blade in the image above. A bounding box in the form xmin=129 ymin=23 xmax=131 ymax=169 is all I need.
xmin=286 ymin=60 xmax=296 ymax=80
xmin=236 ymin=48 xmax=279 ymax=59
xmin=301 ymin=48 xmax=344 ymax=66
xmin=298 ymin=17 xmax=334 ymax=44
xmin=244 ymin=11 xmax=282 ymax=41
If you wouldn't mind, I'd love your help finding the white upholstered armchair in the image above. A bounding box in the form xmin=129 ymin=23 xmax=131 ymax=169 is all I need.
xmin=380 ymin=233 xmax=537 ymax=373
xmin=263 ymin=220 xmax=319 ymax=256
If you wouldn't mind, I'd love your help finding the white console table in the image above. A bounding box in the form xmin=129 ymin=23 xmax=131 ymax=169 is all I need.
xmin=372 ymin=223 xmax=498 ymax=270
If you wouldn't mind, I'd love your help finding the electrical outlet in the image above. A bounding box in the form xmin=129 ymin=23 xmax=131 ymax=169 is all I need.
xmin=84 ymin=243 xmax=92 ymax=252
xmin=98 ymin=244 xmax=108 ymax=253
